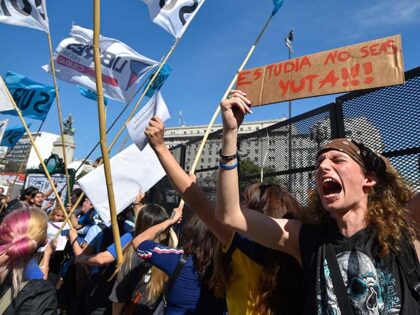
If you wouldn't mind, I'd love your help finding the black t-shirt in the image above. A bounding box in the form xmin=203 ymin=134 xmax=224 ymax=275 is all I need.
xmin=299 ymin=223 xmax=420 ymax=315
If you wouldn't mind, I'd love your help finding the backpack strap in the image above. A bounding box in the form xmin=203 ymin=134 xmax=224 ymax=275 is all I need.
xmin=0 ymin=281 xmax=29 ymax=314
xmin=324 ymin=244 xmax=354 ymax=315
xmin=163 ymin=253 xmax=188 ymax=306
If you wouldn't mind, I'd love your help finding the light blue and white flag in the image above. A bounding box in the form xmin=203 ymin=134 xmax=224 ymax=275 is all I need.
xmin=272 ymin=0 xmax=284 ymax=15
xmin=0 ymin=125 xmax=30 ymax=148
xmin=0 ymin=0 xmax=49 ymax=33
xmin=142 ymin=0 xmax=205 ymax=39
xmin=144 ymin=63 xmax=172 ymax=98
xmin=43 ymin=25 xmax=158 ymax=104
xmin=78 ymin=86 xmax=109 ymax=106
xmin=2 ymin=72 xmax=56 ymax=121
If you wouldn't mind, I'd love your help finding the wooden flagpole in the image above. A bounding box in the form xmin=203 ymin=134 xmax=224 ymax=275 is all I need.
xmin=93 ymin=0 xmax=122 ymax=265
xmin=7 ymin=119 xmax=46 ymax=198
xmin=0 ymin=78 xmax=73 ymax=228
xmin=108 ymin=38 xmax=180 ymax=152
xmin=46 ymin=33 xmax=73 ymax=205
xmin=189 ymin=13 xmax=274 ymax=174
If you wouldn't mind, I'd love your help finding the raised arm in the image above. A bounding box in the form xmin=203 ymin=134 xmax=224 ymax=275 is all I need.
xmin=131 ymin=205 xmax=182 ymax=249
xmin=215 ymin=90 xmax=302 ymax=261
xmin=145 ymin=117 xmax=233 ymax=246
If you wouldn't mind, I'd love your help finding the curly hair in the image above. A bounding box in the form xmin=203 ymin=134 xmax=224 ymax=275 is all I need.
xmin=304 ymin=165 xmax=415 ymax=257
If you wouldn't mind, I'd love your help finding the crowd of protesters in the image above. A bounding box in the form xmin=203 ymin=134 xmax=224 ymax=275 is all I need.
xmin=0 ymin=90 xmax=419 ymax=314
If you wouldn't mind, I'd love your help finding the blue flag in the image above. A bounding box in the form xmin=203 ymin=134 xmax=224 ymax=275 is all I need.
xmin=272 ymin=0 xmax=284 ymax=15
xmin=78 ymin=86 xmax=109 ymax=106
xmin=143 ymin=64 xmax=172 ymax=98
xmin=0 ymin=125 xmax=30 ymax=148
xmin=2 ymin=72 xmax=56 ymax=121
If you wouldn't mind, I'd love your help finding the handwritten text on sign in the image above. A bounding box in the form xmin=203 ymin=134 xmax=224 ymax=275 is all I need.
xmin=236 ymin=35 xmax=404 ymax=106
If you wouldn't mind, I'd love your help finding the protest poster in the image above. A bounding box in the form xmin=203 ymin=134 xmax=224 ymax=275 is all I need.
xmin=236 ymin=35 xmax=404 ymax=106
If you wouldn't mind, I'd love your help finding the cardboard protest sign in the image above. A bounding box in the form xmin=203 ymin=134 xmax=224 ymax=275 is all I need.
xmin=237 ymin=35 xmax=404 ymax=106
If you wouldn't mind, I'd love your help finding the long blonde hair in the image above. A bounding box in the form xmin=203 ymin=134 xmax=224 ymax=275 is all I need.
xmin=114 ymin=204 xmax=178 ymax=304
xmin=0 ymin=209 xmax=47 ymax=290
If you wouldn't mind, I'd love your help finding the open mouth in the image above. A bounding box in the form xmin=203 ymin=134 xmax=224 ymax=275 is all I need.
xmin=321 ymin=178 xmax=342 ymax=196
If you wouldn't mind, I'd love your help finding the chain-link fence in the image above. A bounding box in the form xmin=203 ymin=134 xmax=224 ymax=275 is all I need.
xmin=150 ymin=67 xmax=420 ymax=208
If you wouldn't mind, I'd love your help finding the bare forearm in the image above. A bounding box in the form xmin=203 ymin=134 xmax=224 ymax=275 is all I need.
xmin=154 ymin=144 xmax=233 ymax=245
xmin=132 ymin=218 xmax=176 ymax=249
xmin=84 ymin=251 xmax=115 ymax=266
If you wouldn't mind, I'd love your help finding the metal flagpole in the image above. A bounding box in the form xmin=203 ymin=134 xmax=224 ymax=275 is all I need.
xmin=93 ymin=0 xmax=122 ymax=265
xmin=285 ymin=30 xmax=293 ymax=191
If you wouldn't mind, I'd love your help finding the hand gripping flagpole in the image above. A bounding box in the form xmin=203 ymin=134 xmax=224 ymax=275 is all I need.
xmin=0 ymin=78 xmax=73 ymax=228
xmin=46 ymin=33 xmax=72 ymax=205
xmin=189 ymin=13 xmax=275 ymax=174
xmin=93 ymin=0 xmax=123 ymax=265
xmin=108 ymin=39 xmax=179 ymax=152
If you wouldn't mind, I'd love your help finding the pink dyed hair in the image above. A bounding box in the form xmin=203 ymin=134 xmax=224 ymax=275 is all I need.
xmin=0 ymin=209 xmax=46 ymax=290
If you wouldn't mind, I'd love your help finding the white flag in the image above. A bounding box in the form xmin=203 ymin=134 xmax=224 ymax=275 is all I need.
xmin=0 ymin=76 xmax=15 ymax=112
xmin=126 ymin=92 xmax=170 ymax=151
xmin=0 ymin=0 xmax=49 ymax=33
xmin=143 ymin=0 xmax=205 ymax=39
xmin=0 ymin=119 xmax=9 ymax=145
xmin=43 ymin=25 xmax=158 ymax=104
xmin=78 ymin=144 xmax=166 ymax=223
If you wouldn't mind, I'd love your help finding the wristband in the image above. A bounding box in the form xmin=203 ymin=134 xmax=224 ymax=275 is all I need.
xmin=219 ymin=149 xmax=238 ymax=162
xmin=219 ymin=161 xmax=238 ymax=170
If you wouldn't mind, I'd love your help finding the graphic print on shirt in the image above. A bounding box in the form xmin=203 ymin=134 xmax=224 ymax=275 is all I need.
xmin=318 ymin=251 xmax=401 ymax=315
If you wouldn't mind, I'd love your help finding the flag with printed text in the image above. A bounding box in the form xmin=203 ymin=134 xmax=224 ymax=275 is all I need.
xmin=43 ymin=25 xmax=158 ymax=104
xmin=2 ymin=72 xmax=56 ymax=121
xmin=0 ymin=125 xmax=29 ymax=147
xmin=142 ymin=0 xmax=205 ymax=39
xmin=0 ymin=0 xmax=49 ymax=33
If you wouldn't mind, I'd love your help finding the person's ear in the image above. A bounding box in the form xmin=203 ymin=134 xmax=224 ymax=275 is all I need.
xmin=363 ymin=172 xmax=377 ymax=190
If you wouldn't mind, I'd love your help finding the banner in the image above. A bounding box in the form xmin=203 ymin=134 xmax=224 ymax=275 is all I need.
xmin=144 ymin=63 xmax=172 ymax=98
xmin=0 ymin=0 xmax=49 ymax=33
xmin=2 ymin=72 xmax=56 ymax=120
xmin=0 ymin=76 xmax=15 ymax=111
xmin=0 ymin=125 xmax=29 ymax=147
xmin=78 ymin=144 xmax=166 ymax=223
xmin=126 ymin=91 xmax=170 ymax=150
xmin=43 ymin=25 xmax=158 ymax=104
xmin=236 ymin=35 xmax=405 ymax=106
xmin=142 ymin=0 xmax=205 ymax=39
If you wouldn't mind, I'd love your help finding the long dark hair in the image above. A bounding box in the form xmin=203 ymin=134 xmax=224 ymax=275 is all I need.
xmin=212 ymin=183 xmax=304 ymax=314
xmin=179 ymin=215 xmax=217 ymax=281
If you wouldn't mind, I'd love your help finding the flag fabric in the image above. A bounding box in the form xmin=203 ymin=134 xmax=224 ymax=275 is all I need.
xmin=0 ymin=0 xmax=49 ymax=33
xmin=0 ymin=76 xmax=15 ymax=112
xmin=78 ymin=86 xmax=109 ymax=106
xmin=142 ymin=0 xmax=205 ymax=39
xmin=78 ymin=144 xmax=166 ymax=223
xmin=126 ymin=91 xmax=170 ymax=151
xmin=285 ymin=30 xmax=293 ymax=52
xmin=144 ymin=63 xmax=172 ymax=98
xmin=272 ymin=0 xmax=284 ymax=15
xmin=0 ymin=125 xmax=29 ymax=147
xmin=0 ymin=119 xmax=9 ymax=145
xmin=2 ymin=72 xmax=56 ymax=121
xmin=43 ymin=25 xmax=158 ymax=104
